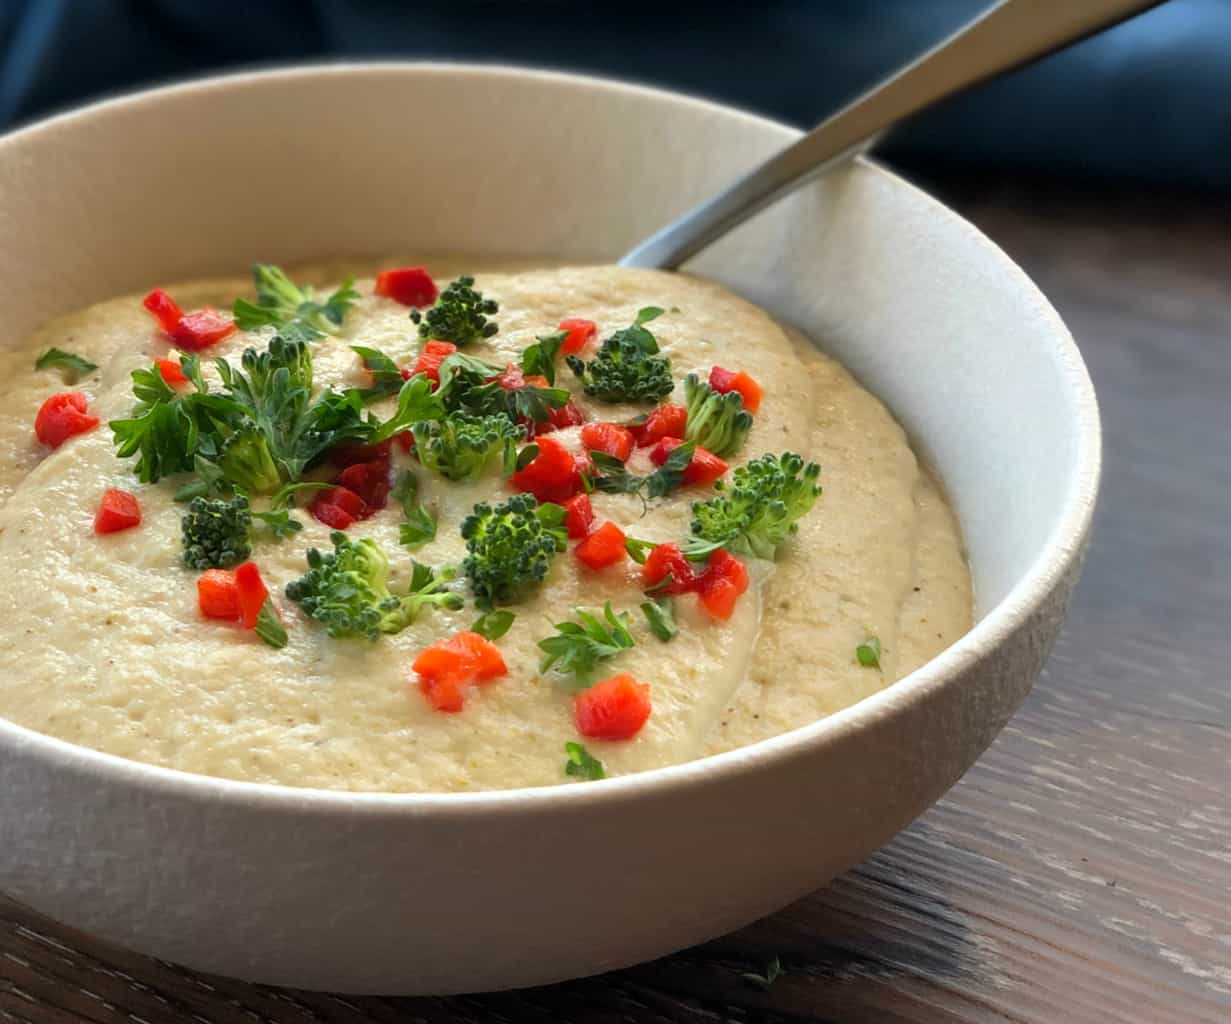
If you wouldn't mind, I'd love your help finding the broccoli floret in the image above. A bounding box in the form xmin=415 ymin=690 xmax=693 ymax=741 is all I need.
xmin=688 ymin=452 xmax=821 ymax=560
xmin=181 ymin=493 xmax=252 ymax=569
xmin=683 ymin=373 xmax=752 ymax=457
xmin=461 ymin=492 xmax=568 ymax=608
xmin=239 ymin=332 xmax=313 ymax=393
xmin=566 ymin=307 xmax=673 ymax=404
xmin=285 ymin=532 xmax=464 ymax=640
xmin=232 ymin=264 xmax=358 ymax=336
xmin=410 ymin=275 xmax=498 ymax=345
xmin=217 ymin=427 xmax=282 ymax=495
xmin=411 ymin=411 xmax=526 ymax=482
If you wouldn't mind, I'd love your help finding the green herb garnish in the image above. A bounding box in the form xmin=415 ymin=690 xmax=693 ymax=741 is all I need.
xmin=255 ymin=599 xmax=289 ymax=649
xmin=538 ymin=602 xmax=635 ymax=688
xmin=520 ymin=329 xmax=568 ymax=386
xmin=640 ymin=597 xmax=677 ymax=642
xmin=35 ymin=348 xmax=97 ymax=382
xmin=233 ymin=264 xmax=358 ymax=336
xmin=392 ymin=470 xmax=437 ymax=549
xmin=856 ymin=636 xmax=881 ymax=668
xmin=564 ymin=741 xmax=606 ymax=781
xmin=472 ymin=609 xmax=516 ymax=642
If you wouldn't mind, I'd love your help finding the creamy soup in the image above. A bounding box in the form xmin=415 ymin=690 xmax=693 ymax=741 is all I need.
xmin=0 ymin=262 xmax=971 ymax=792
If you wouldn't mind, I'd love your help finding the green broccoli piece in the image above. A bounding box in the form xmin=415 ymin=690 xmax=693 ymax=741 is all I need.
xmin=461 ymin=492 xmax=568 ymax=608
xmin=688 ymin=452 xmax=821 ymax=560
xmin=683 ymin=372 xmax=752 ymax=457
xmin=238 ymin=332 xmax=313 ymax=393
xmin=410 ymin=275 xmax=498 ymax=345
xmin=285 ymin=532 xmax=464 ymax=640
xmin=181 ymin=493 xmax=252 ymax=569
xmin=411 ymin=411 xmax=526 ymax=482
xmin=217 ymin=427 xmax=282 ymax=495
xmin=232 ymin=264 xmax=358 ymax=336
xmin=565 ymin=307 xmax=673 ymax=404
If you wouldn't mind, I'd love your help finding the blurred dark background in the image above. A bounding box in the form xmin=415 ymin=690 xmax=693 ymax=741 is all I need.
xmin=1 ymin=0 xmax=1228 ymax=190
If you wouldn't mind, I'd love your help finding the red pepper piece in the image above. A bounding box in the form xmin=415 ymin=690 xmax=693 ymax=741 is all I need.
xmin=511 ymin=435 xmax=581 ymax=503
xmin=546 ymin=398 xmax=586 ymax=431
xmin=632 ymin=403 xmax=687 ymax=448
xmin=641 ymin=542 xmax=697 ymax=595
xmin=580 ymin=422 xmax=634 ymax=463
xmin=562 ymin=493 xmax=595 ymax=539
xmin=327 ymin=439 xmax=393 ymax=469
xmin=574 ymin=673 xmax=652 ymax=740
xmin=496 ymin=363 xmax=527 ymax=391
xmin=142 ymin=288 xmax=236 ymax=350
xmin=336 ymin=461 xmax=390 ymax=512
xmin=197 ymin=569 xmax=240 ymax=620
xmin=155 ymin=358 xmax=189 ymax=386
xmin=709 ymin=366 xmax=763 ymax=414
xmin=233 ymin=561 xmax=270 ymax=630
xmin=410 ymin=340 xmax=458 ymax=386
xmin=575 ymin=521 xmax=627 ymax=570
xmin=374 ymin=266 xmax=438 ymax=307
xmin=311 ymin=502 xmax=355 ymax=531
xmin=413 ymin=630 xmax=508 ymax=712
xmin=93 ymin=488 xmax=141 ymax=534
xmin=34 ymin=391 xmax=100 ymax=449
xmin=694 ymin=549 xmax=751 ymax=620
xmin=557 ymin=317 xmax=598 ymax=354
xmin=649 ymin=437 xmax=728 ymax=486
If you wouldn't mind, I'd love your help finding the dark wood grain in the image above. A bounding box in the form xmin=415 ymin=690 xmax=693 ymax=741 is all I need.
xmin=3 ymin=179 xmax=1229 ymax=1023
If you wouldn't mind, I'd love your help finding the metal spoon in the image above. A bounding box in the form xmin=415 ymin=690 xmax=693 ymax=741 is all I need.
xmin=620 ymin=0 xmax=1164 ymax=270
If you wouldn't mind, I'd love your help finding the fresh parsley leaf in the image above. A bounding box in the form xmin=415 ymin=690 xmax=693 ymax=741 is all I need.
xmin=233 ymin=264 xmax=357 ymax=335
xmin=35 ymin=348 xmax=97 ymax=381
xmin=268 ymin=480 xmax=333 ymax=510
xmin=255 ymin=598 xmax=289 ymax=649
xmin=741 ymin=956 xmax=783 ymax=990
xmin=538 ymin=602 xmax=635 ymax=688
xmin=352 ymin=345 xmax=406 ymax=399
xmin=640 ymin=597 xmax=677 ymax=642
xmin=589 ymin=441 xmax=696 ymax=502
xmin=368 ymin=374 xmax=446 ymax=443
xmin=635 ymin=306 xmax=665 ymax=325
xmin=473 ymin=609 xmax=515 ymax=641
xmin=392 ymin=470 xmax=437 ymax=548
xmin=520 ymin=329 xmax=568 ymax=386
xmin=564 ymin=741 xmax=606 ymax=781
xmin=624 ymin=537 xmax=657 ymax=564
xmin=251 ymin=509 xmax=303 ymax=539
xmin=856 ymin=636 xmax=881 ymax=668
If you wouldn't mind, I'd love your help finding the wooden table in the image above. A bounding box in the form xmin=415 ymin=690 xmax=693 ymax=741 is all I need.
xmin=2 ymin=178 xmax=1228 ymax=1023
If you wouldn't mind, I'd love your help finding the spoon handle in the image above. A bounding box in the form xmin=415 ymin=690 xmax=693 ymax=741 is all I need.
xmin=620 ymin=0 xmax=1163 ymax=270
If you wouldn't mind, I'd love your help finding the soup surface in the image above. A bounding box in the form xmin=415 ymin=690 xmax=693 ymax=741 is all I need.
xmin=0 ymin=261 xmax=971 ymax=791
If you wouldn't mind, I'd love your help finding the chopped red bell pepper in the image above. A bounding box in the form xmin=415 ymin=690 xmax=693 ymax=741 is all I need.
xmin=580 ymin=422 xmax=635 ymax=462
xmin=34 ymin=391 xmax=100 ymax=448
xmin=310 ymin=485 xmax=368 ymax=529
xmin=632 ymin=403 xmax=687 ymax=447
xmin=510 ymin=435 xmax=582 ymax=503
xmin=495 ymin=363 xmax=527 ymax=391
xmin=413 ymin=630 xmax=508 ymax=712
xmin=562 ymin=493 xmax=595 ymax=539
xmin=574 ymin=673 xmax=652 ymax=740
xmin=311 ymin=501 xmax=355 ymax=531
xmin=233 ymin=561 xmax=271 ymax=630
xmin=197 ymin=569 xmax=240 ymax=620
xmin=648 ymin=437 xmax=728 ymax=486
xmin=410 ymin=340 xmax=458 ymax=386
xmin=142 ymin=289 xmax=236 ymax=350
xmin=709 ymin=366 xmax=763 ymax=414
xmin=694 ymin=549 xmax=751 ymax=620
xmin=335 ymin=461 xmax=390 ymax=512
xmin=93 ymin=488 xmax=141 ymax=534
xmin=641 ymin=542 xmax=697 ymax=595
xmin=327 ymin=438 xmax=393 ymax=469
xmin=557 ymin=317 xmax=598 ymax=354
xmin=575 ymin=521 xmax=627 ymax=570
xmin=155 ymin=358 xmax=189 ymax=386
xmin=546 ymin=398 xmax=586 ymax=431
xmin=374 ymin=266 xmax=438 ymax=307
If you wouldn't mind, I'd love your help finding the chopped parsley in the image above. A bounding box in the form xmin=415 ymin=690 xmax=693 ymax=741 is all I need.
xmin=472 ymin=609 xmax=516 ymax=642
xmin=35 ymin=347 xmax=97 ymax=382
xmin=564 ymin=741 xmax=606 ymax=781
xmin=856 ymin=636 xmax=881 ymax=668
xmin=538 ymin=602 xmax=635 ymax=688
xmin=640 ymin=597 xmax=677 ymax=642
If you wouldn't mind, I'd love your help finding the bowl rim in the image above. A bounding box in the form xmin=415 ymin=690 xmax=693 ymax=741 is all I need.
xmin=0 ymin=61 xmax=1102 ymax=816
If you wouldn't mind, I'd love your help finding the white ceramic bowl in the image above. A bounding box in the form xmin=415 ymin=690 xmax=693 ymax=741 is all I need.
xmin=0 ymin=64 xmax=1098 ymax=995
